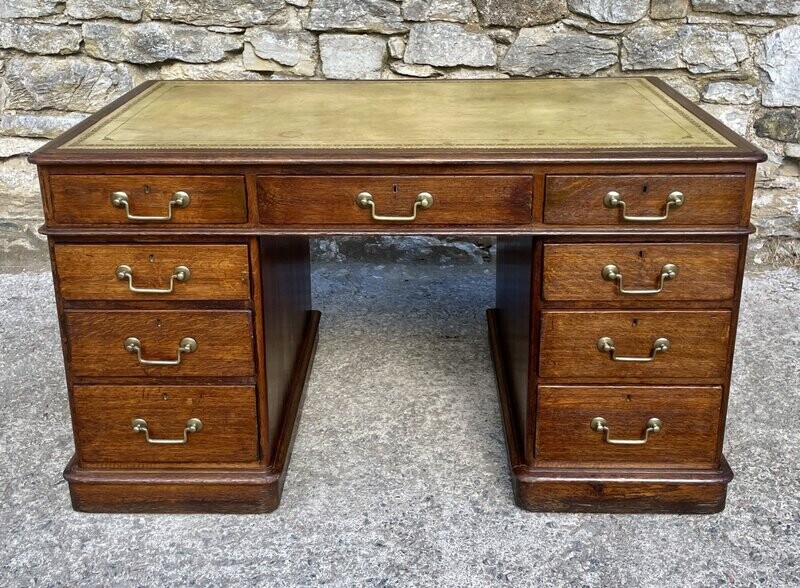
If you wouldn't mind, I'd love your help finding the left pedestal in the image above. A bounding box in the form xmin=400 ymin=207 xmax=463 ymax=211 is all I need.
xmin=47 ymin=232 xmax=316 ymax=513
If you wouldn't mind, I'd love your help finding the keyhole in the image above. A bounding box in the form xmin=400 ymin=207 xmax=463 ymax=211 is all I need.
xmin=632 ymin=318 xmax=638 ymax=327
xmin=392 ymin=184 xmax=398 ymax=193
xmin=149 ymin=254 xmax=155 ymax=263
xmin=638 ymin=250 xmax=644 ymax=259
xmin=642 ymin=184 xmax=648 ymax=193
xmin=156 ymin=319 xmax=162 ymax=328
xmin=626 ymin=394 xmax=632 ymax=402
xmin=162 ymin=393 xmax=169 ymax=401
xmin=144 ymin=184 xmax=151 ymax=194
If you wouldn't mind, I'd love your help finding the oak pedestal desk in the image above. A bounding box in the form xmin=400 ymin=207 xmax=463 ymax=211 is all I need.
xmin=30 ymin=78 xmax=764 ymax=514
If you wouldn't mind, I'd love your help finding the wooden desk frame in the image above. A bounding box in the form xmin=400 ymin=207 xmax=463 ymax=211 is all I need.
xmin=31 ymin=78 xmax=764 ymax=514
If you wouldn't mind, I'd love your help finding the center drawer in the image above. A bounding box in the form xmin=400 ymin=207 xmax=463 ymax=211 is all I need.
xmin=65 ymin=310 xmax=255 ymax=378
xmin=54 ymin=244 xmax=251 ymax=301
xmin=257 ymin=175 xmax=533 ymax=225
xmin=72 ymin=385 xmax=259 ymax=466
xmin=539 ymin=310 xmax=731 ymax=381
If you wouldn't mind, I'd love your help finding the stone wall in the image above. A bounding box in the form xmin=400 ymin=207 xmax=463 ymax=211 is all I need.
xmin=1 ymin=0 xmax=799 ymax=269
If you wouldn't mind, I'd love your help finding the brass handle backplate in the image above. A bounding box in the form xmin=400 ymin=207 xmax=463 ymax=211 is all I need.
xmin=356 ymin=191 xmax=433 ymax=222
xmin=131 ymin=417 xmax=203 ymax=444
xmin=603 ymin=190 xmax=684 ymax=222
xmin=602 ymin=263 xmax=678 ymax=295
xmin=596 ymin=336 xmax=670 ymax=362
xmin=591 ymin=417 xmax=662 ymax=445
xmin=111 ymin=190 xmax=190 ymax=221
xmin=124 ymin=336 xmax=197 ymax=366
xmin=115 ymin=264 xmax=191 ymax=294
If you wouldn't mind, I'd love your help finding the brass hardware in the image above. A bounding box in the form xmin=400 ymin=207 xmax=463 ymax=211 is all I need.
xmin=590 ymin=417 xmax=662 ymax=445
xmin=603 ymin=190 xmax=684 ymax=222
xmin=110 ymin=190 xmax=190 ymax=221
xmin=356 ymin=191 xmax=433 ymax=222
xmin=596 ymin=336 xmax=670 ymax=362
xmin=602 ymin=263 xmax=678 ymax=295
xmin=114 ymin=264 xmax=191 ymax=294
xmin=123 ymin=336 xmax=197 ymax=366
xmin=131 ymin=417 xmax=203 ymax=445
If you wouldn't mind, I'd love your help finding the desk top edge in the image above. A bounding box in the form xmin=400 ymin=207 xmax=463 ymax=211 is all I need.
xmin=30 ymin=78 xmax=765 ymax=166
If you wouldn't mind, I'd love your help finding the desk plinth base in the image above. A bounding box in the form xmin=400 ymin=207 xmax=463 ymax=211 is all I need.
xmin=64 ymin=310 xmax=320 ymax=514
xmin=486 ymin=308 xmax=733 ymax=515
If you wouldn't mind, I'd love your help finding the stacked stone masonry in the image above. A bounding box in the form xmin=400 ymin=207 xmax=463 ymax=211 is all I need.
xmin=1 ymin=0 xmax=798 ymax=267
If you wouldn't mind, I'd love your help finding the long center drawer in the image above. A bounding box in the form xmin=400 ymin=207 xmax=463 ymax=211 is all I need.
xmin=257 ymin=175 xmax=533 ymax=225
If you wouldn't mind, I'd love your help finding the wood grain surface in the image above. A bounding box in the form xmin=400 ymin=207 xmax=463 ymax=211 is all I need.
xmin=50 ymin=175 xmax=247 ymax=225
xmin=539 ymin=310 xmax=731 ymax=380
xmin=534 ymin=385 xmax=722 ymax=468
xmin=258 ymin=175 xmax=532 ymax=225
xmin=54 ymin=243 xmax=251 ymax=301
xmin=544 ymin=174 xmax=746 ymax=226
xmin=73 ymin=385 xmax=259 ymax=466
xmin=65 ymin=310 xmax=255 ymax=377
xmin=542 ymin=242 xmax=740 ymax=302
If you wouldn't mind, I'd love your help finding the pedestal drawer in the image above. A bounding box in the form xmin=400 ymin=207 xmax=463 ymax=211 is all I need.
xmin=54 ymin=244 xmax=251 ymax=301
xmin=542 ymin=242 xmax=740 ymax=302
xmin=73 ymin=385 xmax=259 ymax=466
xmin=49 ymin=175 xmax=247 ymax=225
xmin=65 ymin=310 xmax=255 ymax=378
xmin=535 ymin=385 xmax=723 ymax=468
xmin=544 ymin=175 xmax=747 ymax=226
xmin=257 ymin=175 xmax=532 ymax=225
xmin=539 ymin=310 xmax=731 ymax=381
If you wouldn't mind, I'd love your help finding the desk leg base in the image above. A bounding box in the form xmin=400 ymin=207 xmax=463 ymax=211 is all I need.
xmin=487 ymin=308 xmax=733 ymax=515
xmin=64 ymin=310 xmax=320 ymax=514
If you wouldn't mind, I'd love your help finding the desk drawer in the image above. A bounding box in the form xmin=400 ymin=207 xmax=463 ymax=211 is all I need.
xmin=50 ymin=175 xmax=247 ymax=225
xmin=542 ymin=242 xmax=740 ymax=302
xmin=54 ymin=244 xmax=251 ymax=301
xmin=544 ymin=175 xmax=746 ymax=226
xmin=535 ymin=385 xmax=722 ymax=468
xmin=73 ymin=385 xmax=259 ymax=466
xmin=257 ymin=175 xmax=532 ymax=225
xmin=539 ymin=310 xmax=731 ymax=381
xmin=65 ymin=310 xmax=255 ymax=378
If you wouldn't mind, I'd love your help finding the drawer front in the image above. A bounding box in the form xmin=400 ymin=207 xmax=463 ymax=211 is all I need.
xmin=542 ymin=242 xmax=740 ymax=302
xmin=54 ymin=244 xmax=251 ymax=301
xmin=73 ymin=385 xmax=259 ymax=465
xmin=65 ymin=310 xmax=255 ymax=377
xmin=539 ymin=310 xmax=731 ymax=380
xmin=257 ymin=175 xmax=533 ymax=225
xmin=544 ymin=175 xmax=746 ymax=226
xmin=50 ymin=175 xmax=247 ymax=225
xmin=535 ymin=385 xmax=722 ymax=468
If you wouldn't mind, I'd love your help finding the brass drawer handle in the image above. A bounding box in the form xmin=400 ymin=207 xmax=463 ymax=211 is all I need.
xmin=602 ymin=263 xmax=678 ymax=295
xmin=603 ymin=190 xmax=684 ymax=222
xmin=131 ymin=417 xmax=203 ymax=445
xmin=591 ymin=417 xmax=662 ymax=445
xmin=596 ymin=336 xmax=670 ymax=362
xmin=115 ymin=264 xmax=191 ymax=294
xmin=111 ymin=190 xmax=190 ymax=221
xmin=123 ymin=336 xmax=197 ymax=366
xmin=356 ymin=191 xmax=433 ymax=222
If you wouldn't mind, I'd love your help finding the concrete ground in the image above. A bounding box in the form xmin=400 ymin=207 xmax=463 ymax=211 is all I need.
xmin=0 ymin=257 xmax=797 ymax=587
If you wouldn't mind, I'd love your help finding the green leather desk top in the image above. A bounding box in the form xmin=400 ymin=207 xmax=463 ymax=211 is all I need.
xmin=60 ymin=78 xmax=734 ymax=151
